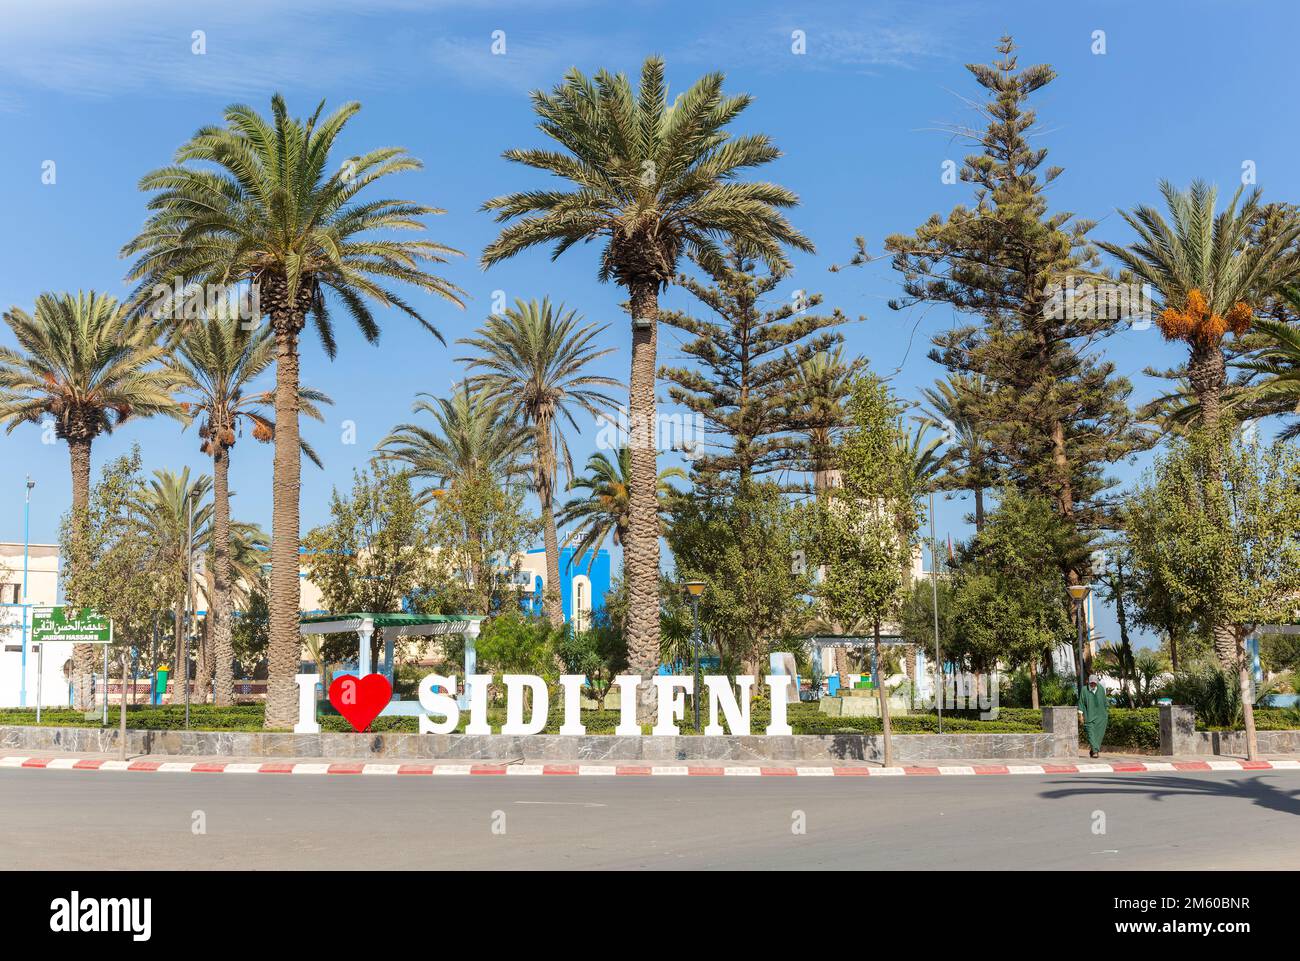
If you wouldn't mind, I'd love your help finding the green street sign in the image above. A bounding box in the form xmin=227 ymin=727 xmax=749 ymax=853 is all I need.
xmin=32 ymin=607 xmax=113 ymax=645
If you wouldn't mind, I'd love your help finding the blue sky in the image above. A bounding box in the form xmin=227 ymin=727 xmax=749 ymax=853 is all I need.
xmin=1 ymin=0 xmax=1297 ymax=647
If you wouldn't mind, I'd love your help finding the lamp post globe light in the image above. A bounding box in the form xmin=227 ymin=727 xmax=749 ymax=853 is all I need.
xmin=1066 ymin=583 xmax=1091 ymax=694
xmin=19 ymin=476 xmax=34 ymax=708
xmin=684 ymin=580 xmax=705 ymax=732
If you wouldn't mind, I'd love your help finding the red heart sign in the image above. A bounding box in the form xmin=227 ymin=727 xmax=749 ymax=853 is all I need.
xmin=328 ymin=673 xmax=393 ymax=732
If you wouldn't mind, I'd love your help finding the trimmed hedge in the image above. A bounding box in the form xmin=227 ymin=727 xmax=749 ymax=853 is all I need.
xmin=1094 ymin=708 xmax=1161 ymax=752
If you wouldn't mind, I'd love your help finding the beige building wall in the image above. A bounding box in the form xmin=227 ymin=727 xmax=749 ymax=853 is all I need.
xmin=0 ymin=543 xmax=70 ymax=707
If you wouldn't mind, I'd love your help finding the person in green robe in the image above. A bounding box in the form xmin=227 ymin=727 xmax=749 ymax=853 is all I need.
xmin=1078 ymin=674 xmax=1109 ymax=757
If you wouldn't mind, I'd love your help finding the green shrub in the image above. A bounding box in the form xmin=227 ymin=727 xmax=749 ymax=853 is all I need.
xmin=1166 ymin=668 xmax=1242 ymax=727
xmin=1092 ymin=708 xmax=1160 ymax=751
xmin=1001 ymin=669 xmax=1077 ymax=708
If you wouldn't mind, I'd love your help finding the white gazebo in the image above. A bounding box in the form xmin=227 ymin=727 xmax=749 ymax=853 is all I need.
xmin=299 ymin=612 xmax=483 ymax=715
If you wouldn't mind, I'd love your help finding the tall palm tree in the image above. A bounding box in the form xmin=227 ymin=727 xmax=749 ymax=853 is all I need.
xmin=376 ymin=383 xmax=530 ymax=503
xmin=169 ymin=312 xmax=330 ymax=705
xmin=198 ymin=519 xmax=269 ymax=697
xmin=919 ymin=374 xmax=998 ymax=529
xmin=481 ymin=56 xmax=813 ymax=716
xmin=133 ymin=468 xmax=213 ymax=703
xmin=457 ymin=298 xmax=620 ymax=626
xmin=1096 ymin=181 xmax=1300 ymax=433
xmin=785 ymin=347 xmax=865 ymax=497
xmin=557 ymin=448 xmax=685 ymax=572
xmin=123 ymin=95 xmax=465 ymax=727
xmin=0 ymin=291 xmax=179 ymax=708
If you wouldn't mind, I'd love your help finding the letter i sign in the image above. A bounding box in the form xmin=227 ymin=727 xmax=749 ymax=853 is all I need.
xmin=328 ymin=674 xmax=393 ymax=731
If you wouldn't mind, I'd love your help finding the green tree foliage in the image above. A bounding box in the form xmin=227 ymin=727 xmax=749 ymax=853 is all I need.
xmin=667 ymin=481 xmax=814 ymax=673
xmin=558 ymin=448 xmax=685 ymax=571
xmin=58 ymin=448 xmax=172 ymax=737
xmin=658 ymin=246 xmax=853 ymax=491
xmin=475 ymin=611 xmax=563 ymax=681
xmin=877 ymin=36 xmax=1142 ymax=569
xmin=231 ymin=570 xmax=270 ymax=677
xmin=555 ymin=614 xmax=628 ymax=709
xmin=784 ymin=346 xmax=866 ymax=496
xmin=457 ymin=298 xmax=619 ymax=626
xmin=481 ymin=56 xmax=814 ymax=718
xmin=426 ymin=471 xmax=541 ymax=618
xmin=303 ymin=462 xmax=436 ymax=664
xmin=123 ymin=93 xmax=465 ymax=730
xmin=949 ymin=491 xmax=1079 ymax=695
xmin=800 ymin=374 xmax=917 ymax=763
xmin=1127 ymin=429 xmax=1300 ymax=757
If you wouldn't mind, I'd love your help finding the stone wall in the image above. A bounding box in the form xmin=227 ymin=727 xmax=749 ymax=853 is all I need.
xmin=1157 ymin=704 xmax=1300 ymax=756
xmin=0 ymin=718 xmax=1074 ymax=762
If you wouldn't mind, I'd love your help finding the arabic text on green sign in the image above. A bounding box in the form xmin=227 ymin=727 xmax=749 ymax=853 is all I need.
xmin=31 ymin=607 xmax=112 ymax=645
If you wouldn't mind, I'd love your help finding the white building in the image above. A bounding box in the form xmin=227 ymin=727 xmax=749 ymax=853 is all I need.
xmin=0 ymin=542 xmax=70 ymax=708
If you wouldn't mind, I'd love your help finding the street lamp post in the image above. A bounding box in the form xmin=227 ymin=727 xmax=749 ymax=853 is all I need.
xmin=684 ymin=581 xmax=705 ymax=732
xmin=1067 ymin=583 xmax=1091 ymax=694
xmin=929 ymin=490 xmax=942 ymax=734
xmin=19 ymin=477 xmax=34 ymax=708
xmin=184 ymin=489 xmax=198 ymax=730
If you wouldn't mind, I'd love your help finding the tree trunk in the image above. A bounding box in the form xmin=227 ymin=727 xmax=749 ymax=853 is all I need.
xmin=1234 ymin=625 xmax=1259 ymax=761
xmin=1168 ymin=627 xmax=1179 ymax=673
xmin=1211 ymin=622 xmax=1237 ymax=673
xmin=1187 ymin=341 xmax=1227 ymax=435
xmin=210 ymin=444 xmax=236 ymax=706
xmin=873 ymin=621 xmax=893 ymax=767
xmin=265 ymin=312 xmax=305 ymax=729
xmin=537 ymin=418 xmax=565 ymax=629
xmin=68 ymin=436 xmax=97 ymax=711
xmin=625 ymin=281 xmax=662 ymax=723
xmin=1029 ymin=657 xmax=1040 ymax=710
xmin=972 ymin=486 xmax=985 ymax=531
xmin=173 ymin=600 xmax=185 ymax=705
xmin=118 ymin=650 xmax=129 ymax=761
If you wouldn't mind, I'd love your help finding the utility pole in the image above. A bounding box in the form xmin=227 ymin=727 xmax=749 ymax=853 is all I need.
xmin=19 ymin=476 xmax=34 ymax=707
xmin=930 ymin=490 xmax=942 ymax=734
xmin=184 ymin=490 xmax=196 ymax=729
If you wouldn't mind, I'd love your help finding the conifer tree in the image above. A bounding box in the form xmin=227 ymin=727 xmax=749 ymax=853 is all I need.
xmin=868 ymin=36 xmax=1143 ymax=587
xmin=659 ymin=246 xmax=854 ymax=492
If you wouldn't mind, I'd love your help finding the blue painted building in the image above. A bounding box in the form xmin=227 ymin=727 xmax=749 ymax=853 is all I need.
xmin=518 ymin=546 xmax=610 ymax=630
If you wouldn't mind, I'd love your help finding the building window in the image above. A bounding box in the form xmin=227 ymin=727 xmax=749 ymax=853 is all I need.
xmin=1 ymin=584 xmax=18 ymax=605
xmin=572 ymin=575 xmax=591 ymax=633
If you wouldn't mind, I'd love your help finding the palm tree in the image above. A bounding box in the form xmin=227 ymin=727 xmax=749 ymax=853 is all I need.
xmin=198 ymin=519 xmax=269 ymax=697
xmin=133 ymin=468 xmax=213 ymax=703
xmin=123 ymin=95 xmax=465 ymax=728
xmin=457 ymin=298 xmax=620 ymax=626
xmin=785 ymin=347 xmax=865 ymax=497
xmin=1096 ymin=181 xmax=1300 ymax=433
xmin=169 ymin=312 xmax=330 ymax=705
xmin=481 ymin=56 xmax=813 ymax=716
xmin=899 ymin=422 xmax=945 ymax=495
xmin=557 ymin=448 xmax=685 ymax=572
xmin=0 ymin=291 xmax=179 ymax=708
xmin=919 ymin=374 xmax=998 ymax=529
xmin=376 ymin=383 xmax=530 ymax=503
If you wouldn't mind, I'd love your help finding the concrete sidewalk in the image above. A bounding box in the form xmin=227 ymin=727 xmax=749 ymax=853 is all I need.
xmin=3 ymin=748 xmax=1298 ymax=777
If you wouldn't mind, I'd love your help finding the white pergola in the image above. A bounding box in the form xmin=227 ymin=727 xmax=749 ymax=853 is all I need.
xmin=299 ymin=612 xmax=484 ymax=713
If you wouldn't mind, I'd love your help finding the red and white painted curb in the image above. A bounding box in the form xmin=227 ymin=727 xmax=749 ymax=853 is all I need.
xmin=2 ymin=755 xmax=1297 ymax=777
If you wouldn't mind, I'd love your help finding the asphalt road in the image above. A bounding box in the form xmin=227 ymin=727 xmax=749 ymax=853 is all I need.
xmin=2 ymin=769 xmax=1297 ymax=870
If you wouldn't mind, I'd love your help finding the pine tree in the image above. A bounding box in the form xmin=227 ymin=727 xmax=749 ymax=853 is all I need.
xmin=876 ymin=36 xmax=1144 ymax=586
xmin=658 ymin=247 xmax=854 ymax=493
